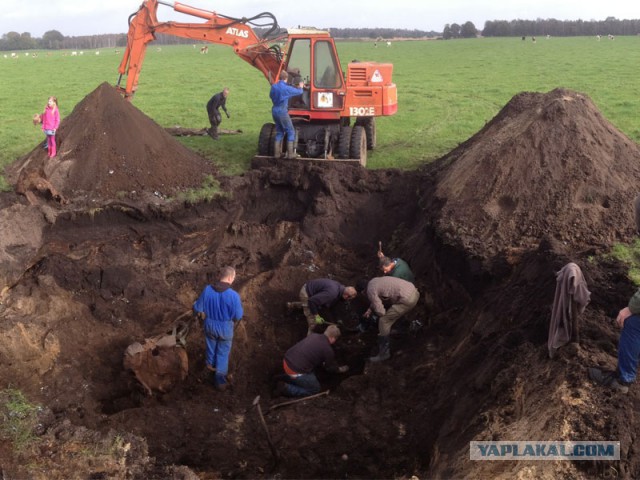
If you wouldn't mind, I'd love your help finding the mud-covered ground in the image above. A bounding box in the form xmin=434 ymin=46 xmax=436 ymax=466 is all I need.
xmin=1 ymin=85 xmax=640 ymax=479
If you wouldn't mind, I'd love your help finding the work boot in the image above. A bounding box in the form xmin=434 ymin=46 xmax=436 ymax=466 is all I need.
xmin=208 ymin=126 xmax=219 ymax=140
xmin=588 ymin=367 xmax=630 ymax=394
xmin=285 ymin=141 xmax=299 ymax=159
xmin=274 ymin=140 xmax=283 ymax=158
xmin=369 ymin=336 xmax=391 ymax=362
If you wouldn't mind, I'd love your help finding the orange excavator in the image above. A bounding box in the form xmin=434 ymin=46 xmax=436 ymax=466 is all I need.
xmin=117 ymin=0 xmax=397 ymax=166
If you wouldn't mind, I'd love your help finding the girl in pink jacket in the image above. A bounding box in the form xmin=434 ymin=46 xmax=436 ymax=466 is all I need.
xmin=41 ymin=96 xmax=60 ymax=158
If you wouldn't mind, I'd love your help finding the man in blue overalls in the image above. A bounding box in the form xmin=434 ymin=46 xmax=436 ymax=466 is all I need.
xmin=193 ymin=266 xmax=243 ymax=391
xmin=270 ymin=70 xmax=304 ymax=159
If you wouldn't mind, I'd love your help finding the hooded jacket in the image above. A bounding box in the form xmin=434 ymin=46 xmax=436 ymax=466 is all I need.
xmin=193 ymin=281 xmax=243 ymax=338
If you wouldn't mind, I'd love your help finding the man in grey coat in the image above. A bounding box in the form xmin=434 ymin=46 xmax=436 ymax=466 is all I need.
xmin=361 ymin=276 xmax=420 ymax=362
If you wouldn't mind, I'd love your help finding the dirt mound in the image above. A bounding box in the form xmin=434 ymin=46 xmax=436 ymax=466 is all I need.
xmin=6 ymin=82 xmax=217 ymax=203
xmin=426 ymin=88 xmax=640 ymax=267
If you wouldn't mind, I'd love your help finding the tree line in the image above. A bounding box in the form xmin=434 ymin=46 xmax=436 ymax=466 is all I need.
xmin=442 ymin=16 xmax=640 ymax=39
xmin=2 ymin=16 xmax=639 ymax=51
xmin=0 ymin=27 xmax=437 ymax=52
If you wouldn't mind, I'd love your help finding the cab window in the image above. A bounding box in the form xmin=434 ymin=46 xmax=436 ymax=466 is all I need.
xmin=314 ymin=41 xmax=342 ymax=89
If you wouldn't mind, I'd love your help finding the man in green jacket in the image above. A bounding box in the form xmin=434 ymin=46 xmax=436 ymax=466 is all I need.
xmin=378 ymin=249 xmax=415 ymax=284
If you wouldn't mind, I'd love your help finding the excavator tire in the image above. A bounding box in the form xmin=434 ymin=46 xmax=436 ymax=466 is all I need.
xmin=336 ymin=126 xmax=352 ymax=159
xmin=350 ymin=125 xmax=367 ymax=167
xmin=355 ymin=117 xmax=376 ymax=150
xmin=258 ymin=123 xmax=276 ymax=156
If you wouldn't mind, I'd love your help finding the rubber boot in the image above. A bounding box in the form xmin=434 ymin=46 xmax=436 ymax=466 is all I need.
xmin=208 ymin=125 xmax=219 ymax=140
xmin=369 ymin=336 xmax=391 ymax=362
xmin=285 ymin=141 xmax=298 ymax=159
xmin=274 ymin=140 xmax=283 ymax=158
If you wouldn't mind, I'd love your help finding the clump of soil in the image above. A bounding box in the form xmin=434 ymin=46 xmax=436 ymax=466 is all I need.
xmin=6 ymin=82 xmax=217 ymax=204
xmin=1 ymin=86 xmax=640 ymax=479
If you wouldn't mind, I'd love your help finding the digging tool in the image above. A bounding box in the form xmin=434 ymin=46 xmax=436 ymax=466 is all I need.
xmin=252 ymin=395 xmax=279 ymax=465
xmin=266 ymin=390 xmax=330 ymax=414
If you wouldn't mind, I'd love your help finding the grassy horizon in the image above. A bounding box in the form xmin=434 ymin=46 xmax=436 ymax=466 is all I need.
xmin=0 ymin=36 xmax=639 ymax=188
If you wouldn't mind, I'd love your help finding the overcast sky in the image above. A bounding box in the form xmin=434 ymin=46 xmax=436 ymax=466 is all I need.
xmin=2 ymin=0 xmax=637 ymax=37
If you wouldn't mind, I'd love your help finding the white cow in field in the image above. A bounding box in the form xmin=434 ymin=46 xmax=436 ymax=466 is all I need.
xmin=95 ymin=51 xmax=100 ymax=55
xmin=596 ymin=35 xmax=601 ymax=41
xmin=11 ymin=52 xmax=16 ymax=57
xmin=608 ymin=34 xmax=615 ymax=40
xmin=71 ymin=51 xmax=78 ymax=56
xmin=386 ymin=41 xmax=391 ymax=47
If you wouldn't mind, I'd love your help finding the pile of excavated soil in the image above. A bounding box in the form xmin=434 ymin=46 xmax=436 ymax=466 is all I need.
xmin=6 ymin=82 xmax=217 ymax=203
xmin=2 ymin=87 xmax=640 ymax=479
xmin=421 ymin=88 xmax=640 ymax=271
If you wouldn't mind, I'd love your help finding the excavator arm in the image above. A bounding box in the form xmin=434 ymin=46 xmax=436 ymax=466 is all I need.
xmin=117 ymin=0 xmax=285 ymax=99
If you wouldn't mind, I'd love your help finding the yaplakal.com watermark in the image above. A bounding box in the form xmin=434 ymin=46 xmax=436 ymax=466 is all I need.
xmin=470 ymin=441 xmax=620 ymax=460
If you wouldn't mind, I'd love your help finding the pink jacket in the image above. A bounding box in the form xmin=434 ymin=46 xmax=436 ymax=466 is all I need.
xmin=41 ymin=106 xmax=60 ymax=132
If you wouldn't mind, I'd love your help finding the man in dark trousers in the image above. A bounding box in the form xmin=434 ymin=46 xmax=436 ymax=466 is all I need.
xmin=277 ymin=324 xmax=349 ymax=397
xmin=206 ymin=87 xmax=230 ymax=140
xmin=288 ymin=278 xmax=357 ymax=336
xmin=193 ymin=266 xmax=243 ymax=391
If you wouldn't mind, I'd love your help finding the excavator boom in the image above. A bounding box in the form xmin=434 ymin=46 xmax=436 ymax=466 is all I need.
xmin=117 ymin=0 xmax=283 ymax=98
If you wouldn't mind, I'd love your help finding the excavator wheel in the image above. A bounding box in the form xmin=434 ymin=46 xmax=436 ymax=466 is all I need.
xmin=258 ymin=123 xmax=276 ymax=156
xmin=355 ymin=117 xmax=376 ymax=150
xmin=350 ymin=125 xmax=367 ymax=167
xmin=336 ymin=126 xmax=352 ymax=159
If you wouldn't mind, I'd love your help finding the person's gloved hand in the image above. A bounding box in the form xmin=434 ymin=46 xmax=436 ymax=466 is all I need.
xmin=315 ymin=315 xmax=325 ymax=325
xmin=338 ymin=365 xmax=349 ymax=373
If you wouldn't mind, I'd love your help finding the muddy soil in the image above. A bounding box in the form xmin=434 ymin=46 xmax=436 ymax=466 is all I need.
xmin=1 ymin=85 xmax=640 ymax=479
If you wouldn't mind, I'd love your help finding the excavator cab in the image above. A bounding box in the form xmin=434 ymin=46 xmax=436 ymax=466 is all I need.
xmin=258 ymin=28 xmax=396 ymax=165
xmin=116 ymin=0 xmax=396 ymax=167
xmin=283 ymin=32 xmax=346 ymax=114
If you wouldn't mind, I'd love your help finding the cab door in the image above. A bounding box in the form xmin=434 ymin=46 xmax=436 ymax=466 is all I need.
xmin=285 ymin=36 xmax=345 ymax=118
xmin=310 ymin=39 xmax=345 ymax=115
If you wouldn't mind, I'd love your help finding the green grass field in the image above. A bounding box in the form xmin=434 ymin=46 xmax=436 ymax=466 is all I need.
xmin=1 ymin=36 xmax=639 ymax=190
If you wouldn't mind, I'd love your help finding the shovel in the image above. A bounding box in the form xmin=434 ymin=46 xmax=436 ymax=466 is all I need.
xmin=252 ymin=395 xmax=279 ymax=465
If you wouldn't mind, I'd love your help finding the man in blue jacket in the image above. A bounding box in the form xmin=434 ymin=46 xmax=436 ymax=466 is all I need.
xmin=193 ymin=266 xmax=243 ymax=391
xmin=270 ymin=70 xmax=304 ymax=159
